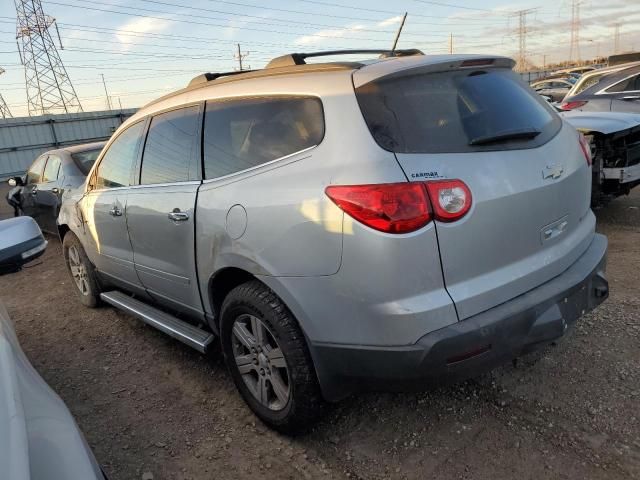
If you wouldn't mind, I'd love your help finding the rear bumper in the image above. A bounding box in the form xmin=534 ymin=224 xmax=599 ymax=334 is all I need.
xmin=312 ymin=233 xmax=608 ymax=401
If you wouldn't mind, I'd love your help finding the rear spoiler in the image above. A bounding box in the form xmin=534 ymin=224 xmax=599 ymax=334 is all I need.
xmin=353 ymin=55 xmax=515 ymax=88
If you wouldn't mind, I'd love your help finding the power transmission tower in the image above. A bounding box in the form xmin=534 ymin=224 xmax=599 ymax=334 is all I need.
xmin=512 ymin=8 xmax=537 ymax=72
xmin=234 ymin=44 xmax=250 ymax=71
xmin=14 ymin=0 xmax=83 ymax=116
xmin=568 ymin=0 xmax=583 ymax=63
xmin=0 ymin=67 xmax=13 ymax=118
xmin=614 ymin=23 xmax=621 ymax=54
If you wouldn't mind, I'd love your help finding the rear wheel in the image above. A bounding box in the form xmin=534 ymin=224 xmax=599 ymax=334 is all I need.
xmin=220 ymin=280 xmax=323 ymax=434
xmin=63 ymin=233 xmax=101 ymax=307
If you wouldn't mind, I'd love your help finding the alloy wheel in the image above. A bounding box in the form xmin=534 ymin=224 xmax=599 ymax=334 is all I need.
xmin=68 ymin=245 xmax=90 ymax=296
xmin=231 ymin=314 xmax=290 ymax=411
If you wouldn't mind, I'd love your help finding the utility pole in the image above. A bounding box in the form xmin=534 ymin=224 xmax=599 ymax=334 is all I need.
xmin=101 ymin=74 xmax=112 ymax=111
xmin=391 ymin=12 xmax=408 ymax=53
xmin=569 ymin=0 xmax=583 ymax=63
xmin=614 ymin=23 xmax=620 ymax=54
xmin=542 ymin=54 xmax=547 ymax=72
xmin=449 ymin=33 xmax=453 ymax=54
xmin=234 ymin=44 xmax=249 ymax=71
xmin=14 ymin=0 xmax=82 ymax=116
xmin=0 ymin=67 xmax=13 ymax=118
xmin=511 ymin=8 xmax=536 ymax=72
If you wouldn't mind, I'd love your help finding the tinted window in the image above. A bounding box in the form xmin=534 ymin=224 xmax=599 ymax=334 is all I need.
xmin=356 ymin=68 xmax=560 ymax=153
xmin=71 ymin=149 xmax=102 ymax=175
xmin=95 ymin=121 xmax=145 ymax=189
xmin=26 ymin=155 xmax=47 ymax=184
xmin=140 ymin=106 xmax=199 ymax=185
xmin=203 ymin=97 xmax=324 ymax=179
xmin=573 ymin=73 xmax=606 ymax=95
xmin=606 ymin=74 xmax=640 ymax=93
xmin=42 ymin=155 xmax=61 ymax=182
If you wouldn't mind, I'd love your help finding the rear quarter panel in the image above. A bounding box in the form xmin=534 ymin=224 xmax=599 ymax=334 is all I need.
xmin=191 ymin=70 xmax=408 ymax=316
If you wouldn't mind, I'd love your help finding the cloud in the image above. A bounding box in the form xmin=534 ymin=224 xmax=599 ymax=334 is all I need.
xmin=115 ymin=17 xmax=171 ymax=50
xmin=294 ymin=24 xmax=368 ymax=45
xmin=377 ymin=16 xmax=403 ymax=28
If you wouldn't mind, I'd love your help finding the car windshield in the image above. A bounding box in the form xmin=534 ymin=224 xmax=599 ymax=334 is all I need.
xmin=71 ymin=148 xmax=102 ymax=175
xmin=355 ymin=67 xmax=560 ymax=153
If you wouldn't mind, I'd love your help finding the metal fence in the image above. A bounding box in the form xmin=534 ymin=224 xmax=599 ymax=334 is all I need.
xmin=0 ymin=109 xmax=136 ymax=179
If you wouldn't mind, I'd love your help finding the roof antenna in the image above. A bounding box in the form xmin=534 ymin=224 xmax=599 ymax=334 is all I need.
xmin=390 ymin=12 xmax=408 ymax=55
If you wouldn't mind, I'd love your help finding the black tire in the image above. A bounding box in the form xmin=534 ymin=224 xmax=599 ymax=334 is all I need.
xmin=220 ymin=280 xmax=324 ymax=434
xmin=62 ymin=232 xmax=101 ymax=308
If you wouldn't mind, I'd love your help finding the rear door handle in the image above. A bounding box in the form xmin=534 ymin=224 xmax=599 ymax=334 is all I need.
xmin=622 ymin=95 xmax=640 ymax=101
xmin=109 ymin=206 xmax=123 ymax=217
xmin=168 ymin=209 xmax=189 ymax=222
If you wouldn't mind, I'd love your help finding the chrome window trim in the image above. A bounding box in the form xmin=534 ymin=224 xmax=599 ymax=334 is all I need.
xmin=201 ymin=144 xmax=318 ymax=184
xmin=128 ymin=180 xmax=201 ymax=190
xmin=595 ymin=72 xmax=640 ymax=95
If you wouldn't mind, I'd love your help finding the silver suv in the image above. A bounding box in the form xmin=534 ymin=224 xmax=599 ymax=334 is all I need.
xmin=58 ymin=50 xmax=609 ymax=433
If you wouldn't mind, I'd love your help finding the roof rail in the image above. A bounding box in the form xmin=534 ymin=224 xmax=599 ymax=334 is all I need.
xmin=266 ymin=49 xmax=424 ymax=69
xmin=187 ymin=69 xmax=256 ymax=88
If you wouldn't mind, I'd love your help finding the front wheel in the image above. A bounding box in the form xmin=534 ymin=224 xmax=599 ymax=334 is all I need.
xmin=220 ymin=281 xmax=324 ymax=434
xmin=63 ymin=232 xmax=101 ymax=307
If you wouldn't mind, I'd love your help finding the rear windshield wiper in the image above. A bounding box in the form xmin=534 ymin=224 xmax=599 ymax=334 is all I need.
xmin=469 ymin=127 xmax=542 ymax=146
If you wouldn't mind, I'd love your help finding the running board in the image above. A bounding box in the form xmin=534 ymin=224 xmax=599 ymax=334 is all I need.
xmin=100 ymin=291 xmax=215 ymax=353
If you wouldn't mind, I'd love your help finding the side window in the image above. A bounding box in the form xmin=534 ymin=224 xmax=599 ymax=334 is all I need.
xmin=140 ymin=106 xmax=199 ymax=185
xmin=203 ymin=96 xmax=324 ymax=179
xmin=26 ymin=155 xmax=47 ymax=184
xmin=42 ymin=154 xmax=61 ymax=182
xmin=95 ymin=121 xmax=145 ymax=189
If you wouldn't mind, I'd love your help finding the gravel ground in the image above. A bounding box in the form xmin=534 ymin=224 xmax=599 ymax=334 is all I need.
xmin=0 ymin=184 xmax=638 ymax=480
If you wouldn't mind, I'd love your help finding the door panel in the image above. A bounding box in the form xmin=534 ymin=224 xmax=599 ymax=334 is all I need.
xmin=35 ymin=154 xmax=62 ymax=233
xmin=127 ymin=105 xmax=203 ymax=317
xmin=21 ymin=155 xmax=47 ymax=220
xmin=126 ymin=184 xmax=201 ymax=315
xmin=81 ymin=119 xmax=147 ymax=290
xmin=82 ymin=190 xmax=141 ymax=288
xmin=611 ymin=94 xmax=640 ymax=113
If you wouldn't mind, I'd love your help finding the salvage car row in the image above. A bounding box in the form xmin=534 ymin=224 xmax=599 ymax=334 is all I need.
xmin=0 ymin=49 xmax=629 ymax=478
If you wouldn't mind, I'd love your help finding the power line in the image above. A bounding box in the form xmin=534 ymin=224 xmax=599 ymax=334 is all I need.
xmin=201 ymin=0 xmax=511 ymax=24
xmin=410 ymin=0 xmax=499 ymax=13
xmin=296 ymin=0 xmax=508 ymax=18
xmin=14 ymin=0 xmax=83 ymax=115
xmin=569 ymin=0 xmax=583 ymax=62
xmin=0 ymin=66 xmax=13 ymax=118
xmin=43 ymin=0 xmax=404 ymax=43
xmin=511 ymin=8 xmax=537 ymax=72
xmin=235 ymin=44 xmax=249 ymax=71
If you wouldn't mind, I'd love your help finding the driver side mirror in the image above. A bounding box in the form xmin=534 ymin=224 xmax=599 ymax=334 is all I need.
xmin=7 ymin=176 xmax=23 ymax=187
xmin=0 ymin=217 xmax=47 ymax=275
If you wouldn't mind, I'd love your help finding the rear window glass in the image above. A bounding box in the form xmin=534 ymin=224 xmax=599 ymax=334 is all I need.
xmin=355 ymin=68 xmax=561 ymax=153
xmin=203 ymin=96 xmax=324 ymax=179
xmin=71 ymin=149 xmax=102 ymax=175
xmin=572 ymin=73 xmax=606 ymax=95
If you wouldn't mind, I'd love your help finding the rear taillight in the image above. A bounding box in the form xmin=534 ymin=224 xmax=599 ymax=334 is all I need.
xmin=424 ymin=180 xmax=472 ymax=222
xmin=578 ymin=132 xmax=592 ymax=166
xmin=559 ymin=100 xmax=587 ymax=110
xmin=325 ymin=179 xmax=472 ymax=233
xmin=325 ymin=182 xmax=432 ymax=233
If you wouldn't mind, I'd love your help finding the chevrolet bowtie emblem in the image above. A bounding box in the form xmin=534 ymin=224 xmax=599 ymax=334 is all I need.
xmin=543 ymin=165 xmax=564 ymax=180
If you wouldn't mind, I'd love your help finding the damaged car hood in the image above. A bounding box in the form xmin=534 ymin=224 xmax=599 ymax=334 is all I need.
xmin=561 ymin=111 xmax=640 ymax=134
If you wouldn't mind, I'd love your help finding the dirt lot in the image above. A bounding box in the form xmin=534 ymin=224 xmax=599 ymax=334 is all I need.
xmin=0 ymin=184 xmax=638 ymax=480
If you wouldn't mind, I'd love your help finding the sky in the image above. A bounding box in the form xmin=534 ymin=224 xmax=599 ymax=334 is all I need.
xmin=0 ymin=0 xmax=639 ymax=117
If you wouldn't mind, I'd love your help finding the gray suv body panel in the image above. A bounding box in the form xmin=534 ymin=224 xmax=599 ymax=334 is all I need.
xmin=58 ymin=54 xmax=608 ymax=402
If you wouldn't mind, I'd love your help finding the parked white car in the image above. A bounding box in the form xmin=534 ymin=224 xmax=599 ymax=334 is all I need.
xmin=0 ymin=216 xmax=105 ymax=480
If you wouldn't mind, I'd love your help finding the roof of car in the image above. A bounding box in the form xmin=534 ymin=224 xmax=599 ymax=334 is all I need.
xmin=138 ymin=52 xmax=515 ymax=114
xmin=44 ymin=141 xmax=107 ymax=157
